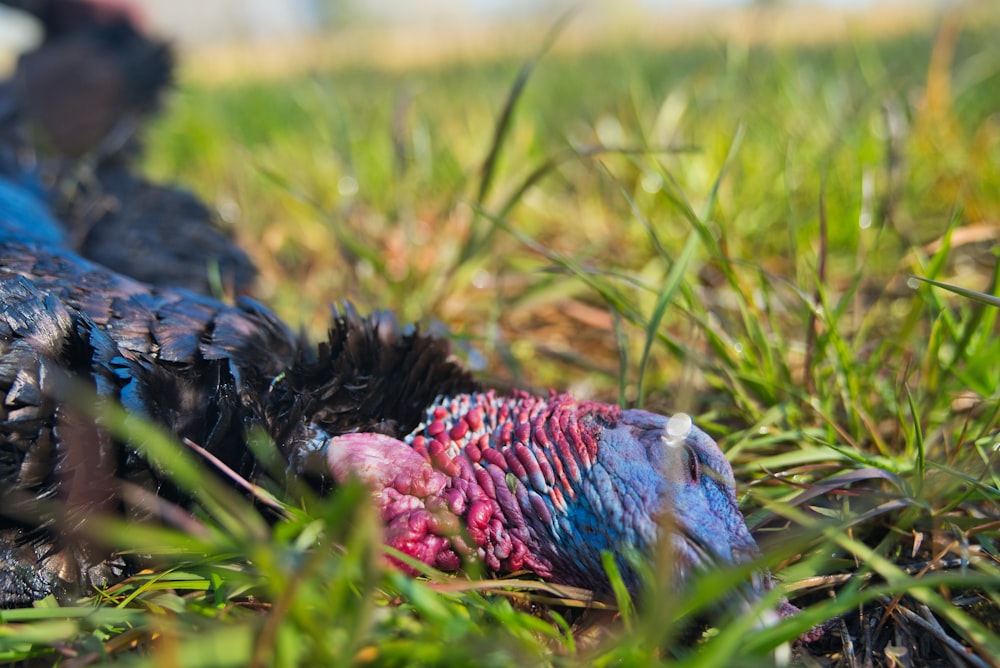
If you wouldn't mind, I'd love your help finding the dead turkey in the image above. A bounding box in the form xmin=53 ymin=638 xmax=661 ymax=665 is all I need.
xmin=0 ymin=193 xmax=765 ymax=605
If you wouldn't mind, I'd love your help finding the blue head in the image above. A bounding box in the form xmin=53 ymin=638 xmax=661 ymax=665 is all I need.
xmin=517 ymin=405 xmax=761 ymax=592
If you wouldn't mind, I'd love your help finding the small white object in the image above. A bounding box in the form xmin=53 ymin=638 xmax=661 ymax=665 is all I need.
xmin=664 ymin=412 xmax=692 ymax=447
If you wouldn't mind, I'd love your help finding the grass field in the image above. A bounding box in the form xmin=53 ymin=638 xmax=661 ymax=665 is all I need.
xmin=4 ymin=4 xmax=1000 ymax=666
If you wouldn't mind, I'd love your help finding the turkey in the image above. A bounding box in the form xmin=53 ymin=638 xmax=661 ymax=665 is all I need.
xmin=0 ymin=176 xmax=773 ymax=610
xmin=0 ymin=1 xmax=774 ymax=612
xmin=0 ymin=202 xmax=766 ymax=605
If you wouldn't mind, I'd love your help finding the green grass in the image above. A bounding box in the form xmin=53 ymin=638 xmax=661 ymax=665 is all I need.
xmin=5 ymin=7 xmax=1000 ymax=665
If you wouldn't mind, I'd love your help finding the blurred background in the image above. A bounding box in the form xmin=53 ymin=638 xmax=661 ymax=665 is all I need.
xmin=0 ymin=0 xmax=954 ymax=71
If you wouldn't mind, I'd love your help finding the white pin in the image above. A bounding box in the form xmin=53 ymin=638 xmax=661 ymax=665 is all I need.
xmin=664 ymin=412 xmax=693 ymax=448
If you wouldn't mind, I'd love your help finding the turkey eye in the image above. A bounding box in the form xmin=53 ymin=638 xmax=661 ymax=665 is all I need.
xmin=684 ymin=446 xmax=700 ymax=483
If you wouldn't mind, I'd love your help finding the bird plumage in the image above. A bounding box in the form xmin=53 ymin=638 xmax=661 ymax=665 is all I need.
xmin=0 ymin=231 xmax=476 ymax=603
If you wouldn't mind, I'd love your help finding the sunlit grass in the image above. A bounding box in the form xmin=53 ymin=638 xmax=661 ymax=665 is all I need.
xmin=4 ymin=5 xmax=1000 ymax=665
